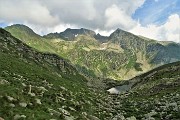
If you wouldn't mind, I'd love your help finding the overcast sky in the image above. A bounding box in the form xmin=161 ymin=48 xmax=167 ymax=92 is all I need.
xmin=0 ymin=0 xmax=180 ymax=42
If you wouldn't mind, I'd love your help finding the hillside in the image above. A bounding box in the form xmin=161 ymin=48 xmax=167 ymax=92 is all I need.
xmin=5 ymin=24 xmax=180 ymax=80
xmin=0 ymin=28 xmax=180 ymax=119
xmin=131 ymin=61 xmax=180 ymax=95
xmin=107 ymin=61 xmax=180 ymax=119
xmin=0 ymin=28 xmax=114 ymax=119
xmin=5 ymin=24 xmax=57 ymax=53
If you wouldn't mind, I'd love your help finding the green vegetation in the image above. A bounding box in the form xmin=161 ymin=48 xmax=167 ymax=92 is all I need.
xmin=0 ymin=28 xmax=109 ymax=119
xmin=0 ymin=27 xmax=180 ymax=119
xmin=5 ymin=24 xmax=180 ymax=80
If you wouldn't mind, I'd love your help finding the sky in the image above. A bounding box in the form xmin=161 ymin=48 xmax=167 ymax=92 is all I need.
xmin=0 ymin=0 xmax=180 ymax=42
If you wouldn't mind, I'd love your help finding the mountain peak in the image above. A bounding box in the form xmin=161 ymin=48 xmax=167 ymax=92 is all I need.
xmin=113 ymin=28 xmax=128 ymax=34
xmin=109 ymin=28 xmax=129 ymax=39
xmin=5 ymin=24 xmax=39 ymax=37
xmin=58 ymin=28 xmax=96 ymax=40
xmin=6 ymin=24 xmax=33 ymax=31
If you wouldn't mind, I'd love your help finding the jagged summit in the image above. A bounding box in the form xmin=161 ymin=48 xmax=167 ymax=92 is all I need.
xmin=44 ymin=27 xmax=110 ymax=42
xmin=109 ymin=28 xmax=134 ymax=39
xmin=94 ymin=33 xmax=109 ymax=42
xmin=44 ymin=28 xmax=96 ymax=40
xmin=60 ymin=28 xmax=96 ymax=40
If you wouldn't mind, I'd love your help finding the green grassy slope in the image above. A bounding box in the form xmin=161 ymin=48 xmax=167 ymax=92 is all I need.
xmin=5 ymin=24 xmax=57 ymax=53
xmin=0 ymin=28 xmax=114 ymax=119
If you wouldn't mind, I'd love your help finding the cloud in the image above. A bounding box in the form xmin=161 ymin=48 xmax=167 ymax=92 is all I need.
xmin=130 ymin=14 xmax=180 ymax=42
xmin=0 ymin=0 xmax=59 ymax=26
xmin=105 ymin=4 xmax=137 ymax=30
xmin=0 ymin=0 xmax=179 ymax=42
xmin=0 ymin=0 xmax=145 ymax=31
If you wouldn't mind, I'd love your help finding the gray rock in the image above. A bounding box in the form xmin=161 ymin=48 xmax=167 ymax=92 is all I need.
xmin=48 ymin=108 xmax=61 ymax=116
xmin=126 ymin=116 xmax=136 ymax=120
xmin=69 ymin=107 xmax=76 ymax=111
xmin=0 ymin=79 xmax=9 ymax=85
xmin=58 ymin=108 xmax=70 ymax=116
xmin=9 ymin=103 xmax=15 ymax=107
xmin=35 ymin=98 xmax=42 ymax=105
xmin=64 ymin=116 xmax=75 ymax=120
xmin=144 ymin=110 xmax=157 ymax=118
xmin=14 ymin=114 xmax=26 ymax=120
xmin=6 ymin=96 xmax=15 ymax=101
xmin=112 ymin=114 xmax=125 ymax=120
xmin=28 ymin=92 xmax=36 ymax=97
xmin=88 ymin=115 xmax=100 ymax=120
xmin=19 ymin=102 xmax=27 ymax=107
xmin=21 ymin=83 xmax=26 ymax=87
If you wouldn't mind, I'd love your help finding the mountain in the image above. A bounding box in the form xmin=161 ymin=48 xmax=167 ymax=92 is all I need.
xmin=0 ymin=28 xmax=180 ymax=119
xmin=44 ymin=28 xmax=109 ymax=42
xmin=44 ymin=28 xmax=96 ymax=40
xmin=5 ymin=24 xmax=57 ymax=53
xmin=5 ymin=24 xmax=180 ymax=80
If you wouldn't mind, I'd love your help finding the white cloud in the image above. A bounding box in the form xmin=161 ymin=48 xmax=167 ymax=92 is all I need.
xmin=0 ymin=0 xmax=59 ymax=26
xmin=130 ymin=14 xmax=180 ymax=43
xmin=105 ymin=4 xmax=137 ymax=30
xmin=0 ymin=0 xmax=145 ymax=31
xmin=23 ymin=23 xmax=78 ymax=35
xmin=0 ymin=0 xmax=179 ymax=43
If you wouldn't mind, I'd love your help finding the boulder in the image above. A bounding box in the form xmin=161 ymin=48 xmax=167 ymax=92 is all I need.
xmin=58 ymin=108 xmax=70 ymax=116
xmin=126 ymin=116 xmax=136 ymax=120
xmin=9 ymin=103 xmax=15 ymax=107
xmin=112 ymin=114 xmax=125 ymax=120
xmin=14 ymin=114 xmax=26 ymax=120
xmin=35 ymin=98 xmax=42 ymax=105
xmin=19 ymin=102 xmax=27 ymax=107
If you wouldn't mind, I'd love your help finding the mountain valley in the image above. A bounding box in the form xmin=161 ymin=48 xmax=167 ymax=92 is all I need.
xmin=0 ymin=25 xmax=179 ymax=120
